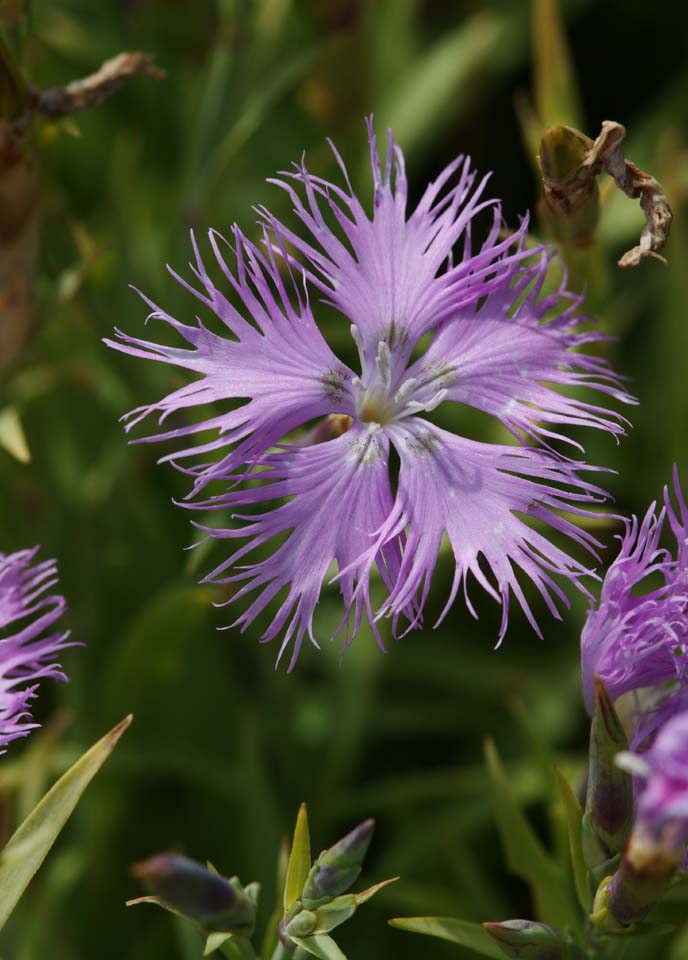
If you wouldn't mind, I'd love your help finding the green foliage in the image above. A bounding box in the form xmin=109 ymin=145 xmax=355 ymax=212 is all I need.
xmin=389 ymin=916 xmax=504 ymax=959
xmin=0 ymin=1 xmax=687 ymax=958
xmin=0 ymin=716 xmax=130 ymax=930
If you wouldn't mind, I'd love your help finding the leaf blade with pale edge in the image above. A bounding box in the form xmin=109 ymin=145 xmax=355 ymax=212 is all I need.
xmin=389 ymin=917 xmax=504 ymax=959
xmin=0 ymin=715 xmax=132 ymax=930
xmin=284 ymin=802 xmax=310 ymax=912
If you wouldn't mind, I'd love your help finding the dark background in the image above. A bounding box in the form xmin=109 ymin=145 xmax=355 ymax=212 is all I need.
xmin=1 ymin=1 xmax=687 ymax=957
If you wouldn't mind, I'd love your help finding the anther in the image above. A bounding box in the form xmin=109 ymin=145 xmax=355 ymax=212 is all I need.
xmin=394 ymin=378 xmax=418 ymax=405
xmin=375 ymin=341 xmax=392 ymax=390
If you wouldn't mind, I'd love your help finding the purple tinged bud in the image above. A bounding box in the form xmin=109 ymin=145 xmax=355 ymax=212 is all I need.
xmin=583 ymin=677 xmax=633 ymax=866
xmin=604 ymin=827 xmax=682 ymax=927
xmin=301 ymin=819 xmax=374 ymax=905
xmin=132 ymin=854 xmax=254 ymax=933
xmin=482 ymin=919 xmax=574 ymax=959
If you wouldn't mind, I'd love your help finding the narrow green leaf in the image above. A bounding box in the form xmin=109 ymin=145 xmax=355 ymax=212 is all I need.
xmin=389 ymin=916 xmax=504 ymax=959
xmin=354 ymin=876 xmax=399 ymax=905
xmin=261 ymin=838 xmax=289 ymax=960
xmin=533 ymin=0 xmax=583 ymax=128
xmin=0 ymin=715 xmax=132 ymax=930
xmin=484 ymin=739 xmax=579 ymax=933
xmin=205 ymin=932 xmax=257 ymax=959
xmin=284 ymin=802 xmax=310 ymax=912
xmin=204 ymin=932 xmax=231 ymax=956
xmin=0 ymin=405 xmax=30 ymax=463
xmin=554 ymin=766 xmax=588 ymax=912
xmin=291 ymin=933 xmax=347 ymax=960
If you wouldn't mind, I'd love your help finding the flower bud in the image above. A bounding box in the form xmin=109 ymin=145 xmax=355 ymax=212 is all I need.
xmin=131 ymin=854 xmax=255 ymax=934
xmin=606 ymin=824 xmax=682 ymax=926
xmin=538 ymin=125 xmax=600 ymax=246
xmin=482 ymin=919 xmax=573 ymax=959
xmin=583 ymin=677 xmax=633 ymax=867
xmin=301 ymin=819 xmax=374 ymax=906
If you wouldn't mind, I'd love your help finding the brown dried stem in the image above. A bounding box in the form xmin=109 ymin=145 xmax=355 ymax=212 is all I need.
xmin=541 ymin=121 xmax=673 ymax=268
xmin=29 ymin=51 xmax=164 ymax=119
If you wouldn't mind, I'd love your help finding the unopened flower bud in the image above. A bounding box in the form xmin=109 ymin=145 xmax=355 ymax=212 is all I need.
xmin=131 ymin=854 xmax=255 ymax=934
xmin=538 ymin=125 xmax=600 ymax=246
xmin=285 ymin=909 xmax=318 ymax=938
xmin=583 ymin=677 xmax=633 ymax=866
xmin=605 ymin=824 xmax=683 ymax=927
xmin=301 ymin=819 xmax=374 ymax=906
xmin=482 ymin=919 xmax=573 ymax=959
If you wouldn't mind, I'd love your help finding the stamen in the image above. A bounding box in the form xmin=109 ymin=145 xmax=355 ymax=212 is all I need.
xmin=394 ymin=377 xmax=418 ymax=405
xmin=424 ymin=387 xmax=448 ymax=412
xmin=350 ymin=324 xmax=365 ymax=366
xmin=376 ymin=341 xmax=392 ymax=390
xmin=406 ymin=387 xmax=448 ymax=415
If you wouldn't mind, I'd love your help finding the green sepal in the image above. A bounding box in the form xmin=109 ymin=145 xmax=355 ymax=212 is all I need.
xmin=290 ymin=934 xmax=347 ymax=960
xmin=204 ymin=932 xmax=233 ymax=956
xmin=284 ymin=803 xmax=311 ymax=912
xmin=126 ymin=894 xmax=184 ymax=920
xmin=584 ymin=678 xmax=633 ymax=866
xmin=244 ymin=881 xmax=261 ymax=910
xmin=204 ymin=932 xmax=256 ymax=959
xmin=311 ymin=897 xmax=356 ymax=934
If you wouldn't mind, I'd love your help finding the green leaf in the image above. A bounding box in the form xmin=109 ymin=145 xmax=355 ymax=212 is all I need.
xmin=205 ymin=932 xmax=257 ymax=959
xmin=0 ymin=715 xmax=132 ymax=930
xmin=291 ymin=934 xmax=347 ymax=960
xmin=533 ymin=0 xmax=584 ymax=128
xmin=484 ymin=739 xmax=579 ymax=933
xmin=0 ymin=405 xmax=30 ymax=463
xmin=389 ymin=916 xmax=504 ymax=959
xmin=354 ymin=876 xmax=399 ymax=905
xmin=261 ymin=838 xmax=289 ymax=960
xmin=284 ymin=802 xmax=311 ymax=912
xmin=554 ymin=766 xmax=588 ymax=912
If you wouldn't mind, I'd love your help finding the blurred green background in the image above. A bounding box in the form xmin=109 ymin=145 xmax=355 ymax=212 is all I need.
xmin=1 ymin=0 xmax=687 ymax=957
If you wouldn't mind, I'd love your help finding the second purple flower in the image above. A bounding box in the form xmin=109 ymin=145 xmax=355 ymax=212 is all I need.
xmin=107 ymin=121 xmax=631 ymax=667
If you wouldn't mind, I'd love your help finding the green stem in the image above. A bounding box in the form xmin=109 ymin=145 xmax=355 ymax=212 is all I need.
xmin=218 ymin=938 xmax=259 ymax=960
xmin=268 ymin=940 xmax=296 ymax=960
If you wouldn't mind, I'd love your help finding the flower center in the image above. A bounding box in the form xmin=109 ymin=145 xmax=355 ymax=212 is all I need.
xmin=350 ymin=328 xmax=452 ymax=427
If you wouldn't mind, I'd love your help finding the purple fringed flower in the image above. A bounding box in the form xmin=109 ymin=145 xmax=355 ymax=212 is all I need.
xmin=106 ymin=121 xmax=631 ymax=668
xmin=580 ymin=467 xmax=688 ymax=740
xmin=0 ymin=547 xmax=71 ymax=751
